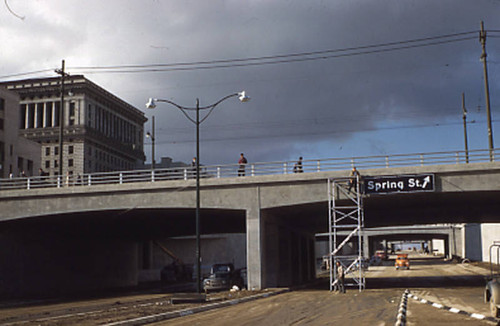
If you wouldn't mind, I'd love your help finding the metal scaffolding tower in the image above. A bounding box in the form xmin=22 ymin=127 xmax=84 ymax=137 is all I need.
xmin=328 ymin=174 xmax=365 ymax=292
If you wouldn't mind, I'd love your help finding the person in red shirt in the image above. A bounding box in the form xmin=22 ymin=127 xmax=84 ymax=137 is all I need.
xmin=238 ymin=153 xmax=247 ymax=176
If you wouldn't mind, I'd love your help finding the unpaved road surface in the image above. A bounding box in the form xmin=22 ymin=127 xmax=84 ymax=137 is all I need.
xmin=153 ymin=288 xmax=403 ymax=326
xmin=0 ymin=254 xmax=498 ymax=325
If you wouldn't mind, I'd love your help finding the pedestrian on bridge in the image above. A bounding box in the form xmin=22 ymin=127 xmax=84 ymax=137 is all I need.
xmin=293 ymin=157 xmax=303 ymax=173
xmin=336 ymin=261 xmax=345 ymax=293
xmin=191 ymin=157 xmax=197 ymax=178
xmin=348 ymin=166 xmax=361 ymax=193
xmin=238 ymin=153 xmax=247 ymax=177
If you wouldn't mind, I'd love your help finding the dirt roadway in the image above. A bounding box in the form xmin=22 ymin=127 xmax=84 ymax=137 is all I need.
xmin=0 ymin=255 xmax=497 ymax=325
xmin=151 ymin=287 xmax=494 ymax=326
xmin=152 ymin=256 xmax=497 ymax=326
xmin=152 ymin=288 xmax=404 ymax=326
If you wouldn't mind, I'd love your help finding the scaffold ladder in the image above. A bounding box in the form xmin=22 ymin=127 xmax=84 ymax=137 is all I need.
xmin=328 ymin=174 xmax=365 ymax=292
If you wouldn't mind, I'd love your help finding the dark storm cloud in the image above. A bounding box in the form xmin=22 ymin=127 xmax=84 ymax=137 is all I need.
xmin=1 ymin=0 xmax=499 ymax=164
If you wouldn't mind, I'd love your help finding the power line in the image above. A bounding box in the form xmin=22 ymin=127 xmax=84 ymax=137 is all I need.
xmin=0 ymin=30 xmax=488 ymax=79
xmin=70 ymin=31 xmax=477 ymax=71
xmin=71 ymin=34 xmax=478 ymax=74
xmin=146 ymin=119 xmax=499 ymax=145
xmin=0 ymin=69 xmax=55 ymax=80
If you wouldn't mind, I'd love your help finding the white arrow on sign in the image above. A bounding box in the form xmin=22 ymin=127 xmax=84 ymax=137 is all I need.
xmin=422 ymin=176 xmax=431 ymax=188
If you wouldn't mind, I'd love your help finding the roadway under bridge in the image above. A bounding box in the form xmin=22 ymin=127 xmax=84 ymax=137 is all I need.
xmin=316 ymin=225 xmax=464 ymax=262
xmin=0 ymin=161 xmax=499 ymax=298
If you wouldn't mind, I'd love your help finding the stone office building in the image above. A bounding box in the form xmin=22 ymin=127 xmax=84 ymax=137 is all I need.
xmin=0 ymin=88 xmax=41 ymax=178
xmin=0 ymin=76 xmax=146 ymax=177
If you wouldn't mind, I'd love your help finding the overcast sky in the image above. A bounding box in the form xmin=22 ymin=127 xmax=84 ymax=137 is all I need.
xmin=1 ymin=0 xmax=499 ymax=166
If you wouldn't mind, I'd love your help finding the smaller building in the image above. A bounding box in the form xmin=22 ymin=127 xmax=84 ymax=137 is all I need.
xmin=0 ymin=88 xmax=40 ymax=178
xmin=142 ymin=156 xmax=189 ymax=170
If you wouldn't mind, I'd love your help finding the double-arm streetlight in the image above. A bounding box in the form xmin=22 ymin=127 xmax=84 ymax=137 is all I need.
xmin=145 ymin=91 xmax=250 ymax=293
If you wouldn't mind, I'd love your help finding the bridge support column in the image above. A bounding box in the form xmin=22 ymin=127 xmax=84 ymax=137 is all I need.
xmin=246 ymin=187 xmax=264 ymax=290
xmin=363 ymin=234 xmax=370 ymax=259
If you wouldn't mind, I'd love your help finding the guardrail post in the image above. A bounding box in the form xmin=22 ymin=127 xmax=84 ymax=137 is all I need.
xmin=184 ymin=168 xmax=187 ymax=180
xmin=57 ymin=175 xmax=61 ymax=188
xmin=27 ymin=178 xmax=30 ymax=190
xmin=283 ymin=162 xmax=288 ymax=174
xmin=119 ymin=173 xmax=123 ymax=184
xmin=151 ymin=170 xmax=155 ymax=182
xmin=420 ymin=155 xmax=424 ymax=166
xmin=217 ymin=166 xmax=221 ymax=178
xmin=88 ymin=174 xmax=91 ymax=186
xmin=251 ymin=164 xmax=255 ymax=177
xmin=385 ymin=156 xmax=389 ymax=168
xmin=455 ymin=152 xmax=460 ymax=164
xmin=317 ymin=160 xmax=321 ymax=172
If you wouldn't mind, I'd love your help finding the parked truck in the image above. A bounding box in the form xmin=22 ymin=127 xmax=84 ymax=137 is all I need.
xmin=485 ymin=241 xmax=500 ymax=318
xmin=202 ymin=263 xmax=244 ymax=293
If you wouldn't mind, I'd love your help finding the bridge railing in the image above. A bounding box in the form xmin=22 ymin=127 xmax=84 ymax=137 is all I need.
xmin=0 ymin=148 xmax=496 ymax=191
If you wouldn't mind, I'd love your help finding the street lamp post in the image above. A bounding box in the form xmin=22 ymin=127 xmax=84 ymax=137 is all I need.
xmin=145 ymin=91 xmax=250 ymax=293
xmin=146 ymin=115 xmax=156 ymax=170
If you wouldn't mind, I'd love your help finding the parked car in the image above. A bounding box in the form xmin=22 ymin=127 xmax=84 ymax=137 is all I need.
xmin=374 ymin=250 xmax=387 ymax=261
xmin=202 ymin=263 xmax=244 ymax=293
xmin=485 ymin=242 xmax=500 ymax=318
xmin=160 ymin=261 xmax=193 ymax=283
xmin=395 ymin=254 xmax=410 ymax=270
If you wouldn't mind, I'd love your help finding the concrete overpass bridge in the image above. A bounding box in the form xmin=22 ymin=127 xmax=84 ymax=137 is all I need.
xmin=0 ymin=149 xmax=499 ymax=298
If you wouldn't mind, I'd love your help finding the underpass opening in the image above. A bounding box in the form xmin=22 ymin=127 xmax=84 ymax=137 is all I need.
xmin=0 ymin=207 xmax=246 ymax=299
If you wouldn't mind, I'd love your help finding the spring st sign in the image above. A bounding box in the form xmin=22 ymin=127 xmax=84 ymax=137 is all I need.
xmin=364 ymin=174 xmax=435 ymax=195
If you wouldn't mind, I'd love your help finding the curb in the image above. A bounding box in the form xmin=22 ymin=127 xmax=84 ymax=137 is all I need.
xmin=102 ymin=288 xmax=290 ymax=326
xmin=395 ymin=289 xmax=409 ymax=326
xmin=408 ymin=292 xmax=499 ymax=324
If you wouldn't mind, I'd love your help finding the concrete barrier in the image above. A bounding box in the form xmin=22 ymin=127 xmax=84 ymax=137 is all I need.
xmin=395 ymin=289 xmax=409 ymax=326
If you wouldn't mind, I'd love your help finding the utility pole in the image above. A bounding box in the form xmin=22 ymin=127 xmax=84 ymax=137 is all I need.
xmin=151 ymin=115 xmax=155 ymax=170
xmin=462 ymin=93 xmax=469 ymax=163
xmin=55 ymin=60 xmax=69 ymax=177
xmin=480 ymin=21 xmax=494 ymax=161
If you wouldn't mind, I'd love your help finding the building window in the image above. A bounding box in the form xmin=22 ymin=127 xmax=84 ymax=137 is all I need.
xmin=27 ymin=160 xmax=33 ymax=175
xmin=69 ymin=102 xmax=75 ymax=117
xmin=54 ymin=102 xmax=60 ymax=127
xmin=17 ymin=157 xmax=24 ymax=172
xmin=54 ymin=146 xmax=59 ymax=155
xmin=54 ymin=160 xmax=58 ymax=168
xmin=0 ymin=98 xmax=4 ymax=112
xmin=68 ymin=145 xmax=74 ymax=155
xmin=9 ymin=144 xmax=13 ymax=156
xmin=68 ymin=159 xmax=73 ymax=167
xmin=69 ymin=102 xmax=75 ymax=126
xmin=45 ymin=102 xmax=53 ymax=127
xmin=0 ymin=141 xmax=4 ymax=176
xmin=45 ymin=147 xmax=50 ymax=156
xmin=45 ymin=160 xmax=50 ymax=168
xmin=27 ymin=103 xmax=35 ymax=128
xmin=87 ymin=104 xmax=92 ymax=127
xmin=20 ymin=104 xmax=26 ymax=129
xmin=0 ymin=118 xmax=3 ymax=130
xmin=36 ymin=103 xmax=43 ymax=128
